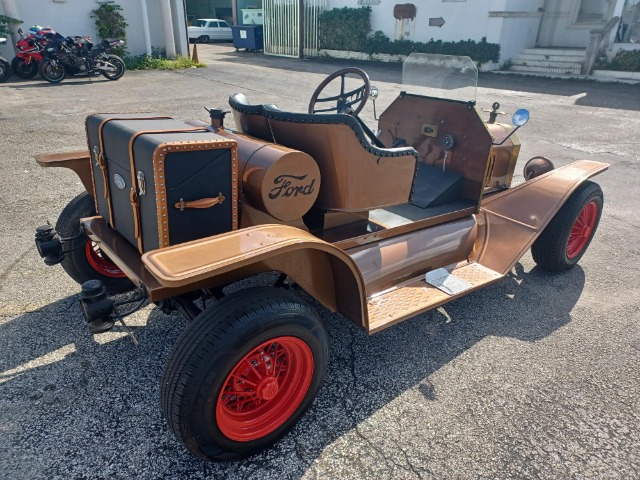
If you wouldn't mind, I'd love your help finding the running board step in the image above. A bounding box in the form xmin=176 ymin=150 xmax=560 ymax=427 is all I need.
xmin=367 ymin=263 xmax=503 ymax=333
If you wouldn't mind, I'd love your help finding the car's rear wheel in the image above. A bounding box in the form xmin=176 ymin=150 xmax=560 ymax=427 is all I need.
xmin=56 ymin=192 xmax=134 ymax=292
xmin=161 ymin=287 xmax=328 ymax=460
xmin=198 ymin=35 xmax=209 ymax=44
xmin=531 ymin=181 xmax=603 ymax=271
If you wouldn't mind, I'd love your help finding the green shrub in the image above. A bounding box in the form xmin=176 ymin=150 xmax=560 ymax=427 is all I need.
xmin=318 ymin=7 xmax=371 ymax=52
xmin=607 ymin=50 xmax=640 ymax=72
xmin=124 ymin=52 xmax=204 ymax=71
xmin=91 ymin=1 xmax=128 ymax=56
xmin=0 ymin=14 xmax=21 ymax=36
xmin=318 ymin=7 xmax=500 ymax=65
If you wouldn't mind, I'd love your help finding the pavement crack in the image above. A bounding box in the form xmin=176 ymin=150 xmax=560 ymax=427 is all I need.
xmin=0 ymin=247 xmax=33 ymax=289
xmin=342 ymin=328 xmax=417 ymax=476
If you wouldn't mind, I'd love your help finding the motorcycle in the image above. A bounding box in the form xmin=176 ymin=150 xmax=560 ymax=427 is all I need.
xmin=11 ymin=27 xmax=53 ymax=79
xmin=0 ymin=37 xmax=11 ymax=83
xmin=39 ymin=32 xmax=125 ymax=84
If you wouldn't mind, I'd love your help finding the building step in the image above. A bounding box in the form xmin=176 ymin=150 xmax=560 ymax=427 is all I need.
xmin=517 ymin=53 xmax=586 ymax=63
xmin=521 ymin=48 xmax=586 ymax=57
xmin=366 ymin=262 xmax=503 ymax=333
xmin=512 ymin=59 xmax=583 ymax=69
xmin=510 ymin=65 xmax=582 ymax=75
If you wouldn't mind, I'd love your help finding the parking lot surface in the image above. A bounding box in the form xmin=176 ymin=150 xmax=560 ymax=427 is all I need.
xmin=1 ymin=44 xmax=639 ymax=479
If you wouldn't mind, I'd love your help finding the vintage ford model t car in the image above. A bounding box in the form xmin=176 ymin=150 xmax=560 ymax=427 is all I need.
xmin=34 ymin=54 xmax=607 ymax=460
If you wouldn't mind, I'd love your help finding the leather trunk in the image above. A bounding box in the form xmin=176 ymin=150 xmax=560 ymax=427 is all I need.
xmin=85 ymin=114 xmax=238 ymax=253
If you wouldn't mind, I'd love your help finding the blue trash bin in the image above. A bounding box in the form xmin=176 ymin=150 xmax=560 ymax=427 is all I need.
xmin=232 ymin=25 xmax=264 ymax=51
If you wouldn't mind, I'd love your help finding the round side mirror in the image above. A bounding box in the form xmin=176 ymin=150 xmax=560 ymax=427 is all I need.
xmin=369 ymin=85 xmax=379 ymax=100
xmin=513 ymin=108 xmax=530 ymax=127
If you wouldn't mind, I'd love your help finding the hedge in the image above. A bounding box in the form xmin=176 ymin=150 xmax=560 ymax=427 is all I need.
xmin=318 ymin=7 xmax=500 ymax=65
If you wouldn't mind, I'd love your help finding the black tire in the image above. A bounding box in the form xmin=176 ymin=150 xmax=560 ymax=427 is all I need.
xmin=531 ymin=180 xmax=603 ymax=272
xmin=39 ymin=58 xmax=66 ymax=83
xmin=11 ymin=57 xmax=38 ymax=79
xmin=198 ymin=35 xmax=209 ymax=44
xmin=161 ymin=287 xmax=329 ymax=460
xmin=56 ymin=192 xmax=134 ymax=292
xmin=101 ymin=54 xmax=125 ymax=81
xmin=0 ymin=58 xmax=11 ymax=83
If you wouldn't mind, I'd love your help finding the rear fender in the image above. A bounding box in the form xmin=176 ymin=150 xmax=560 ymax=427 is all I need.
xmin=472 ymin=160 xmax=608 ymax=274
xmin=141 ymin=224 xmax=369 ymax=328
xmin=35 ymin=151 xmax=93 ymax=194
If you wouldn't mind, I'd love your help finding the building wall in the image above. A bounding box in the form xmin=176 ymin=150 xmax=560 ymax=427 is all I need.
xmin=0 ymin=0 xmax=188 ymax=59
xmin=327 ymin=0 xmax=544 ymax=64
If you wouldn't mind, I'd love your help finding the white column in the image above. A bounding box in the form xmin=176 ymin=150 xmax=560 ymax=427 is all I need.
xmin=140 ymin=0 xmax=152 ymax=55
xmin=160 ymin=0 xmax=176 ymax=59
xmin=1 ymin=0 xmax=20 ymax=54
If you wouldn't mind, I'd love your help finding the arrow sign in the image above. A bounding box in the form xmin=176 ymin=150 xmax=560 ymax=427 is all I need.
xmin=429 ymin=17 xmax=446 ymax=27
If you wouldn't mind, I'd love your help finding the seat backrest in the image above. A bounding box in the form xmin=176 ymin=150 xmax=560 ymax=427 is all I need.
xmin=263 ymin=106 xmax=418 ymax=212
xmin=228 ymin=93 xmax=275 ymax=142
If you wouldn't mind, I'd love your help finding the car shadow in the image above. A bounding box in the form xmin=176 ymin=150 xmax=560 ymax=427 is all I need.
xmin=0 ymin=264 xmax=585 ymax=477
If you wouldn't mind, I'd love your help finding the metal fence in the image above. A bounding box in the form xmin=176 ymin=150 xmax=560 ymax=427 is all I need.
xmin=263 ymin=0 xmax=328 ymax=58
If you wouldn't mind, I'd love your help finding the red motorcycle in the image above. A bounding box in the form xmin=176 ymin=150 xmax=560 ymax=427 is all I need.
xmin=11 ymin=27 xmax=53 ymax=79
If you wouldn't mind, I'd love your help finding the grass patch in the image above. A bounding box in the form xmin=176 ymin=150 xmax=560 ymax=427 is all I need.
xmin=124 ymin=54 xmax=205 ymax=71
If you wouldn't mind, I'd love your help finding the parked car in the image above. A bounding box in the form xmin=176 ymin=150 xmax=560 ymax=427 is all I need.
xmin=188 ymin=18 xmax=232 ymax=43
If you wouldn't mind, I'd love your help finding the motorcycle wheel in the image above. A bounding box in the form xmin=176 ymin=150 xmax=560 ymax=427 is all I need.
xmin=11 ymin=57 xmax=39 ymax=79
xmin=102 ymin=55 xmax=125 ymax=81
xmin=39 ymin=58 xmax=66 ymax=84
xmin=0 ymin=58 xmax=11 ymax=83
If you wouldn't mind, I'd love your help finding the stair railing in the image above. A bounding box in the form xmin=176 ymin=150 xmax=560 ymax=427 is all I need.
xmin=582 ymin=16 xmax=620 ymax=75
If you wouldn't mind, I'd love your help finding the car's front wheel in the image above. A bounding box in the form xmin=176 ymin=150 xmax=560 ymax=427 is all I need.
xmin=531 ymin=181 xmax=603 ymax=271
xmin=197 ymin=35 xmax=209 ymax=43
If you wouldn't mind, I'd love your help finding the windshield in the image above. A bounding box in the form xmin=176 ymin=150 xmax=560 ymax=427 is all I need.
xmin=402 ymin=53 xmax=478 ymax=103
xmin=193 ymin=20 xmax=207 ymax=27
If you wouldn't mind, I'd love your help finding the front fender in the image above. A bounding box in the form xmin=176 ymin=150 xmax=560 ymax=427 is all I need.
xmin=472 ymin=160 xmax=609 ymax=274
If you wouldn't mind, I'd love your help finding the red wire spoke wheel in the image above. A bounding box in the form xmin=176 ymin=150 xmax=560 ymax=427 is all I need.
xmin=216 ymin=336 xmax=314 ymax=442
xmin=85 ymin=240 xmax=127 ymax=278
xmin=532 ymin=181 xmax=603 ymax=272
xmin=160 ymin=287 xmax=328 ymax=460
xmin=55 ymin=192 xmax=133 ymax=292
xmin=566 ymin=201 xmax=599 ymax=259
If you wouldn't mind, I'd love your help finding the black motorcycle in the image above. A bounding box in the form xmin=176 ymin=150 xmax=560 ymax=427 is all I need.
xmin=0 ymin=37 xmax=11 ymax=83
xmin=39 ymin=33 xmax=125 ymax=84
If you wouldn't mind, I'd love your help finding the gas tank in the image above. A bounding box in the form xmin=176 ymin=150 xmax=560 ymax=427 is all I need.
xmin=216 ymin=129 xmax=321 ymax=221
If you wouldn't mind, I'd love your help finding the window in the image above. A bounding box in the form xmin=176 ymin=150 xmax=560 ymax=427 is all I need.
xmin=208 ymin=21 xmax=219 ymax=28
xmin=220 ymin=21 xmax=230 ymax=28
xmin=193 ymin=20 xmax=207 ymax=27
xmin=576 ymin=0 xmax=615 ymax=24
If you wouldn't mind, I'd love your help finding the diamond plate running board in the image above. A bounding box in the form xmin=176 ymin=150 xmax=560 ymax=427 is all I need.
xmin=367 ymin=263 xmax=503 ymax=333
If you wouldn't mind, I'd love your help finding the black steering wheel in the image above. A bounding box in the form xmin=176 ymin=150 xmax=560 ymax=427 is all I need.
xmin=308 ymin=67 xmax=370 ymax=115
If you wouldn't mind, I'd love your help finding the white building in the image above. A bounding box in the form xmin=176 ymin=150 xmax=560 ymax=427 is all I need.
xmin=328 ymin=0 xmax=639 ymax=69
xmin=2 ymin=0 xmax=638 ymax=73
xmin=0 ymin=0 xmax=188 ymax=60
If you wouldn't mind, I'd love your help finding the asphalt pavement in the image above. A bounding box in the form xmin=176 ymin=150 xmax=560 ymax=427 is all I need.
xmin=0 ymin=44 xmax=639 ymax=479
